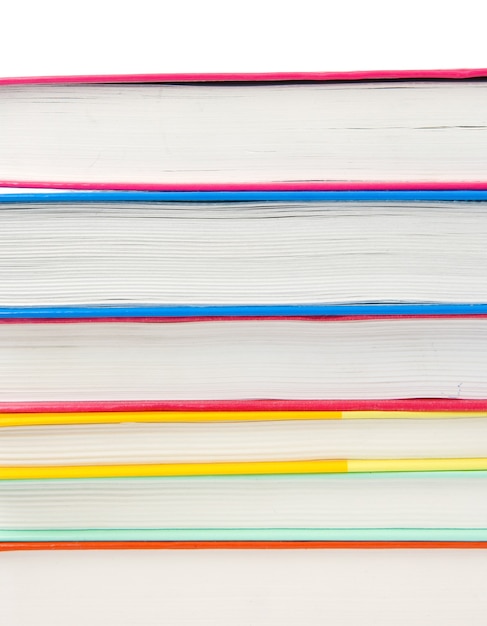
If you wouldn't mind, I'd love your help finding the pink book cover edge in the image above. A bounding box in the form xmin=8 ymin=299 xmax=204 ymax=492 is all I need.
xmin=2 ymin=399 xmax=487 ymax=412
xmin=2 ymin=68 xmax=487 ymax=86
xmin=2 ymin=68 xmax=487 ymax=191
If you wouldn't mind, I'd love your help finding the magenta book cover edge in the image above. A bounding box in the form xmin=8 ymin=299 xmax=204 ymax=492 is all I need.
xmin=2 ymin=399 xmax=487 ymax=412
xmin=2 ymin=314 xmax=486 ymax=324
xmin=4 ymin=181 xmax=487 ymax=191
xmin=1 ymin=68 xmax=487 ymax=86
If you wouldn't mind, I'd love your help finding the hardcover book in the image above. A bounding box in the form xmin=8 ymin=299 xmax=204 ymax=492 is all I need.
xmin=2 ymin=69 xmax=487 ymax=190
xmin=1 ymin=191 xmax=487 ymax=316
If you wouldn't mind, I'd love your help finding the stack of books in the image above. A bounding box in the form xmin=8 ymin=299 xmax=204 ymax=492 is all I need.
xmin=1 ymin=70 xmax=487 ymax=565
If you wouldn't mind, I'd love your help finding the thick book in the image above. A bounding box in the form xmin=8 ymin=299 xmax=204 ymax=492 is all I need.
xmin=2 ymin=69 xmax=487 ymax=190
xmin=2 ymin=316 xmax=487 ymax=403
xmin=3 ymin=547 xmax=487 ymax=625
xmin=2 ymin=471 xmax=487 ymax=542
xmin=5 ymin=417 xmax=487 ymax=464
xmin=4 ymin=418 xmax=487 ymax=479
xmin=2 ymin=191 xmax=487 ymax=315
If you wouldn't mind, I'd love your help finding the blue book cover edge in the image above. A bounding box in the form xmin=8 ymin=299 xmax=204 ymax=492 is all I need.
xmin=3 ymin=190 xmax=487 ymax=202
xmin=1 ymin=304 xmax=487 ymax=318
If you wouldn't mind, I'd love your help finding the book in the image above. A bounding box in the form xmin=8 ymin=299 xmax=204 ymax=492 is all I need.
xmin=4 ymin=418 xmax=487 ymax=468
xmin=1 ymin=191 xmax=487 ymax=314
xmin=1 ymin=316 xmax=487 ymax=402
xmin=3 ymin=471 xmax=487 ymax=542
xmin=2 ymin=70 xmax=487 ymax=190
xmin=2 ymin=547 xmax=487 ymax=626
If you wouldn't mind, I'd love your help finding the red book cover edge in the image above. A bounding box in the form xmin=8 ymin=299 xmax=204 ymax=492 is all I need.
xmin=2 ymin=541 xmax=487 ymax=551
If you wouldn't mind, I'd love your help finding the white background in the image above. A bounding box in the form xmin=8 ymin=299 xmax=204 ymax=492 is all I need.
xmin=1 ymin=0 xmax=486 ymax=77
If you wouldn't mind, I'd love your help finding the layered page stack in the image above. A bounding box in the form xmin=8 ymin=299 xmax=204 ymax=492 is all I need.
xmin=2 ymin=71 xmax=487 ymax=552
